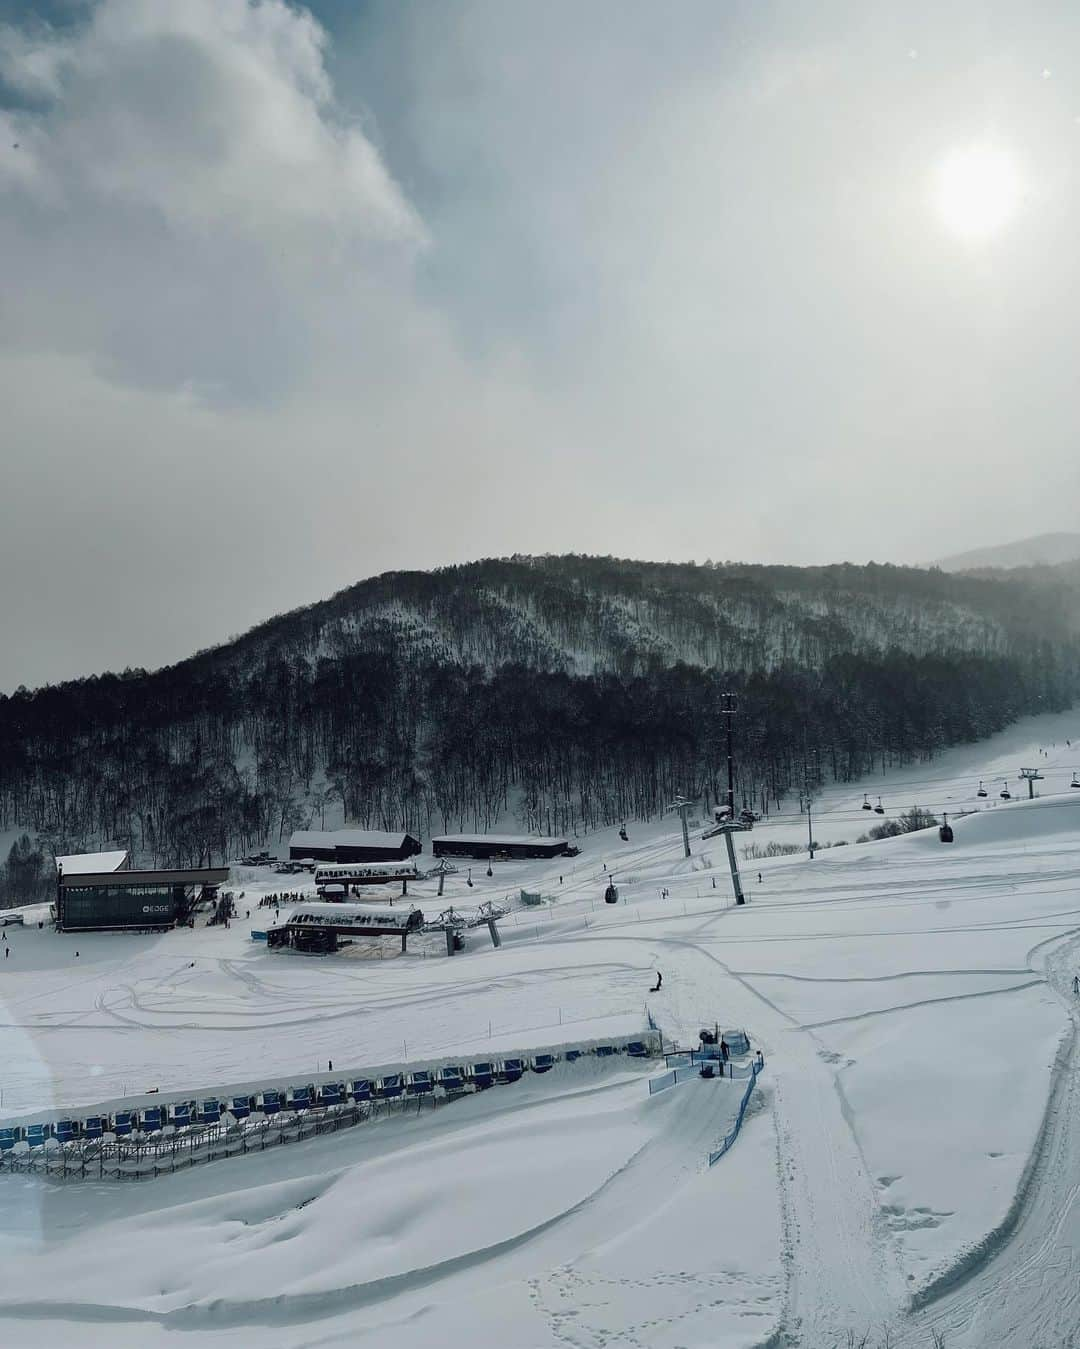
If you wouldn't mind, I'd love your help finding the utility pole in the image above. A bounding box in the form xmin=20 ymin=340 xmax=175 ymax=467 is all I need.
xmin=802 ymin=785 xmax=815 ymax=859
xmin=1018 ymin=768 xmax=1044 ymax=800
xmin=668 ymin=794 xmax=694 ymax=859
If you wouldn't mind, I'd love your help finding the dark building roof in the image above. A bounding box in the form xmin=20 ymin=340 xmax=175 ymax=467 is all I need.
xmin=59 ymin=867 xmax=229 ymax=889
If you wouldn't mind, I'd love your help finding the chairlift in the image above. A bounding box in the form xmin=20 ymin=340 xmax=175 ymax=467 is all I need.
xmin=485 ymin=863 xmax=493 ymax=878
xmin=976 ymin=781 xmax=988 ymax=798
xmin=1072 ymin=774 xmax=1080 ymax=789
xmin=861 ymin=794 xmax=872 ymax=811
xmin=938 ymin=812 xmax=954 ymax=844
xmin=874 ymin=797 xmax=885 ymax=815
xmin=604 ymin=882 xmax=619 ymax=904
xmin=1000 ymin=781 xmax=1011 ymax=800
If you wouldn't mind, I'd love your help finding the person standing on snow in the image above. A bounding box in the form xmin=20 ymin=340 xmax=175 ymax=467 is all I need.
xmin=1073 ymin=973 xmax=1079 ymax=996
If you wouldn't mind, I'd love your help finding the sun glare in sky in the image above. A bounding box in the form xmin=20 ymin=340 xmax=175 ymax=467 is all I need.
xmin=934 ymin=145 xmax=1022 ymax=239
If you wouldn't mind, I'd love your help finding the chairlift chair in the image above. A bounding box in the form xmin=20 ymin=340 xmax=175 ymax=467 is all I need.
xmin=469 ymin=1062 xmax=495 ymax=1090
xmin=1072 ymin=774 xmax=1080 ymax=789
xmin=1000 ymin=781 xmax=1011 ymax=800
xmin=498 ymin=1059 xmax=526 ymax=1084
xmin=290 ymin=1086 xmax=314 ymax=1111
xmin=977 ymin=781 xmax=988 ymax=798
xmin=377 ymin=1075 xmax=404 ymax=1103
xmin=439 ymin=1066 xmax=466 ymax=1095
xmin=862 ymin=794 xmax=872 ymax=810
xmin=874 ymin=797 xmax=885 ymax=815
xmin=198 ymin=1099 xmax=221 ymax=1126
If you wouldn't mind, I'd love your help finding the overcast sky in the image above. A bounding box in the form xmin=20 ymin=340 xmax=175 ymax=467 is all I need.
xmin=2 ymin=0 xmax=1079 ymax=690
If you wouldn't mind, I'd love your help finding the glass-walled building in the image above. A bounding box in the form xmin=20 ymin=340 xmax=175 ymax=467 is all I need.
xmin=55 ymin=866 xmax=229 ymax=932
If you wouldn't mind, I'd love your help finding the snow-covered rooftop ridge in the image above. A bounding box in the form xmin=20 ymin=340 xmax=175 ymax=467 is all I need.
xmin=289 ymin=829 xmax=414 ymax=849
xmin=55 ymin=849 xmax=128 ymax=875
xmin=314 ymin=860 xmax=419 ymax=876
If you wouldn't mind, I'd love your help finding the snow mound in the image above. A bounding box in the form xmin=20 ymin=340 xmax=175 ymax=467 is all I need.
xmin=906 ymin=792 xmax=1080 ymax=850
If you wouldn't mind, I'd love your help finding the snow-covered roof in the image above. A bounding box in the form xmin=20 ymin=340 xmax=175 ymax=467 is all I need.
xmin=55 ymin=850 xmax=129 ymax=875
xmin=315 ymin=861 xmax=419 ymax=878
xmin=285 ymin=903 xmax=421 ymax=931
xmin=432 ymin=834 xmax=568 ymax=847
xmin=289 ymin=829 xmax=415 ymax=849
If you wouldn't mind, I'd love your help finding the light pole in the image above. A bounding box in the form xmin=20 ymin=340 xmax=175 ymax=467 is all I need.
xmin=803 ymin=788 xmax=815 ymax=860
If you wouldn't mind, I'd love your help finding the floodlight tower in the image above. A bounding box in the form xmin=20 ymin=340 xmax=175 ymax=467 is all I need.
xmin=721 ymin=691 xmax=738 ymax=818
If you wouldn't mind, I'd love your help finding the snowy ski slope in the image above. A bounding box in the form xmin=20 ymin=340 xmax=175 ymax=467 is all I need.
xmin=3 ymin=706 xmax=1080 ymax=1347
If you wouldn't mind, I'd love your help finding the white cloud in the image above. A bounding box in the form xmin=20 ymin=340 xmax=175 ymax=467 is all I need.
xmin=0 ymin=0 xmax=425 ymax=403
xmin=2 ymin=0 xmax=1079 ymax=688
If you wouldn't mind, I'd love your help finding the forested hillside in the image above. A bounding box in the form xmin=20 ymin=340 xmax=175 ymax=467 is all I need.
xmin=2 ymin=555 xmax=1079 ymax=867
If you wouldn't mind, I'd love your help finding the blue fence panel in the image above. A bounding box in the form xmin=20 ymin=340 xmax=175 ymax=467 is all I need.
xmin=707 ymin=1061 xmax=763 ymax=1167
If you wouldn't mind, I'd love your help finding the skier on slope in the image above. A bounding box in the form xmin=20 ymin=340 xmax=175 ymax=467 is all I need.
xmin=1073 ymin=973 xmax=1079 ymax=996
xmin=649 ymin=970 xmax=662 ymax=992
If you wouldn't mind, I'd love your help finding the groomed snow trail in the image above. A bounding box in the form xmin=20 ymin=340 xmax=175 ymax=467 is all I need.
xmin=566 ymin=927 xmax=909 ymax=1343
xmin=901 ymin=930 xmax=1080 ymax=1349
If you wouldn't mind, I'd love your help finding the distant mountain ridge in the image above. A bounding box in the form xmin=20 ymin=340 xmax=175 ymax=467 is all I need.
xmin=3 ymin=554 xmax=1080 ymax=870
xmin=934 ymin=532 xmax=1080 ymax=573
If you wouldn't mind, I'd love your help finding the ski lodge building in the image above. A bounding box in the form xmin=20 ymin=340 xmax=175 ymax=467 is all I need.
xmin=431 ymin=834 xmax=574 ymax=861
xmin=288 ymin=829 xmax=422 ymax=864
xmin=54 ymin=851 xmax=228 ymax=933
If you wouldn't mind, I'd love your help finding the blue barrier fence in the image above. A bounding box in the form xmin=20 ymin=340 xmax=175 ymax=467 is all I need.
xmin=647 ymin=1063 xmax=703 ymax=1095
xmin=707 ymin=1061 xmax=763 ymax=1167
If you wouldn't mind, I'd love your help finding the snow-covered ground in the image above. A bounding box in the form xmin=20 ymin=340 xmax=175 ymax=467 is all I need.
xmin=3 ymin=705 xmax=1080 ymax=1347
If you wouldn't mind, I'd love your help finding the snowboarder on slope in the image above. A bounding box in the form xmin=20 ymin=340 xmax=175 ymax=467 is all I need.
xmin=649 ymin=970 xmax=662 ymax=992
